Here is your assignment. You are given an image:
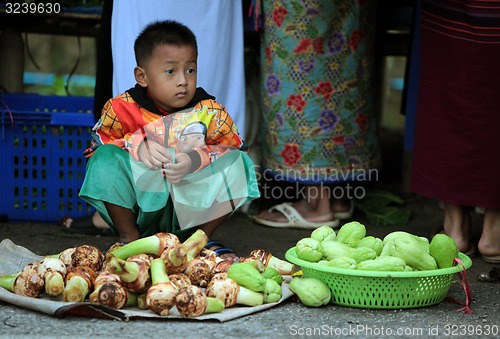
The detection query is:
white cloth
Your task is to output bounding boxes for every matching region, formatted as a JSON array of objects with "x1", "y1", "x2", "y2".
[{"x1": 111, "y1": 0, "x2": 246, "y2": 136}]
